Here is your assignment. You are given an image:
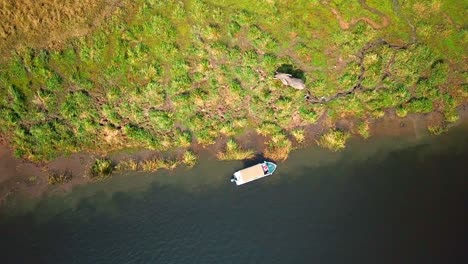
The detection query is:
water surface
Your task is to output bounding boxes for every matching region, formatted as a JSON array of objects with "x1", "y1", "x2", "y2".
[{"x1": 1, "y1": 125, "x2": 467, "y2": 264}]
